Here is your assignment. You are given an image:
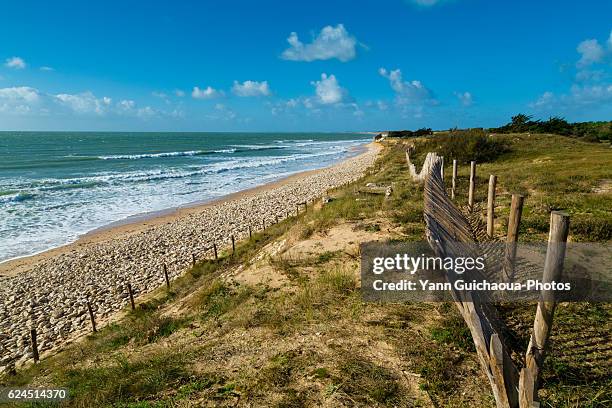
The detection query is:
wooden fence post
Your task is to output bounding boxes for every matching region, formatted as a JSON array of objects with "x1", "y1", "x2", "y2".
[
  {"x1": 451, "y1": 159, "x2": 457, "y2": 200},
  {"x1": 519, "y1": 368, "x2": 536, "y2": 408},
  {"x1": 275, "y1": 215, "x2": 279, "y2": 224},
  {"x1": 213, "y1": 242, "x2": 218, "y2": 260},
  {"x1": 163, "y1": 263, "x2": 170, "y2": 289},
  {"x1": 231, "y1": 235, "x2": 235, "y2": 255},
  {"x1": 191, "y1": 253, "x2": 196, "y2": 266},
  {"x1": 296, "y1": 204, "x2": 299, "y2": 215},
  {"x1": 262, "y1": 219, "x2": 266, "y2": 230},
  {"x1": 127, "y1": 283, "x2": 135, "y2": 310},
  {"x1": 487, "y1": 175, "x2": 498, "y2": 237},
  {"x1": 468, "y1": 161, "x2": 476, "y2": 208},
  {"x1": 304, "y1": 201, "x2": 308, "y2": 212},
  {"x1": 489, "y1": 333, "x2": 512, "y2": 408},
  {"x1": 87, "y1": 300, "x2": 97, "y2": 333},
  {"x1": 523, "y1": 211, "x2": 570, "y2": 402},
  {"x1": 248, "y1": 225, "x2": 252, "y2": 239},
  {"x1": 503, "y1": 194, "x2": 524, "y2": 282},
  {"x1": 30, "y1": 328, "x2": 39, "y2": 363},
  {"x1": 440, "y1": 156, "x2": 444, "y2": 181}
]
